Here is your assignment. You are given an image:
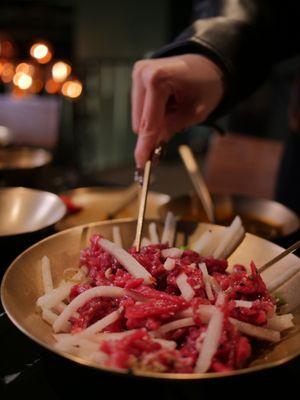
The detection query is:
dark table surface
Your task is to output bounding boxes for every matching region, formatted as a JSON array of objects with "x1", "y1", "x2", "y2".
[{"x1": 0, "y1": 165, "x2": 299, "y2": 399}]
